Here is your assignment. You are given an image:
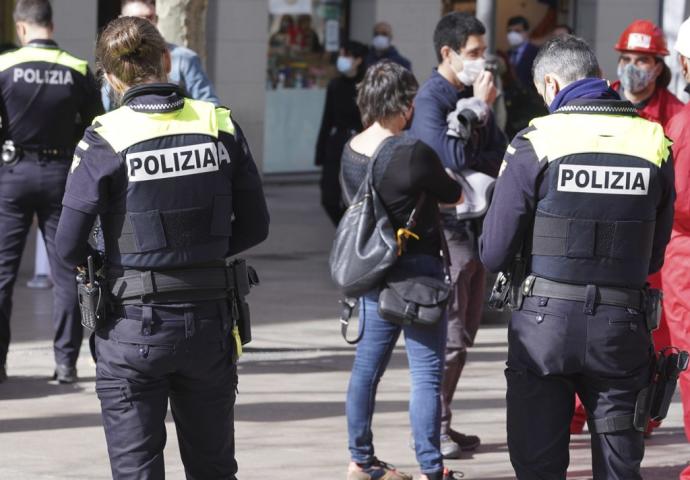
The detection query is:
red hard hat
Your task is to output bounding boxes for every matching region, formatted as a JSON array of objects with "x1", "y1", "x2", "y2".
[{"x1": 614, "y1": 20, "x2": 669, "y2": 56}]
